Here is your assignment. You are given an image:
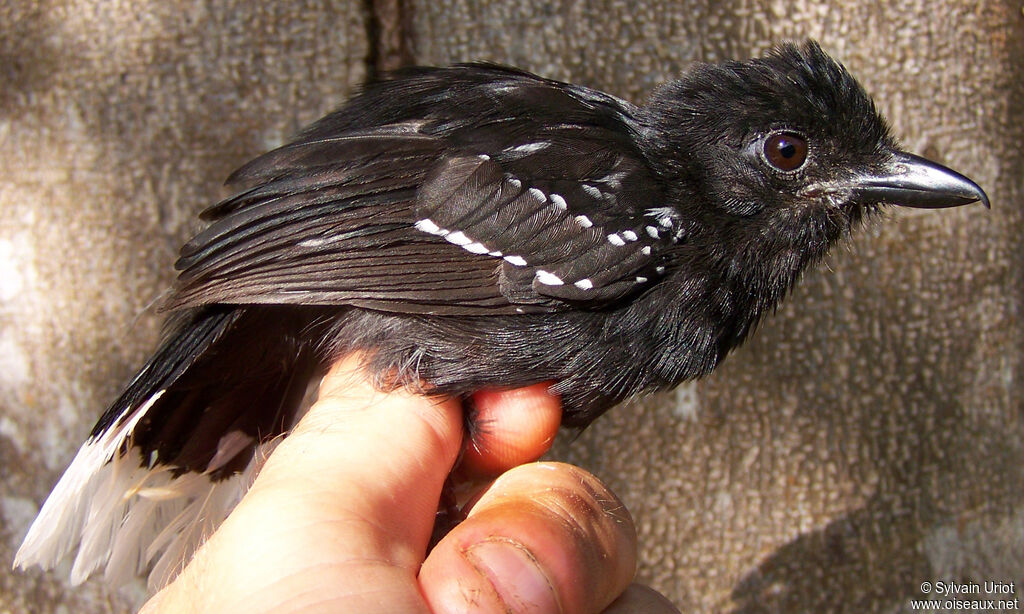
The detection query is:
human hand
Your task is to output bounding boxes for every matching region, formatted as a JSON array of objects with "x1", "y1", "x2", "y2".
[{"x1": 140, "y1": 355, "x2": 679, "y2": 614}]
